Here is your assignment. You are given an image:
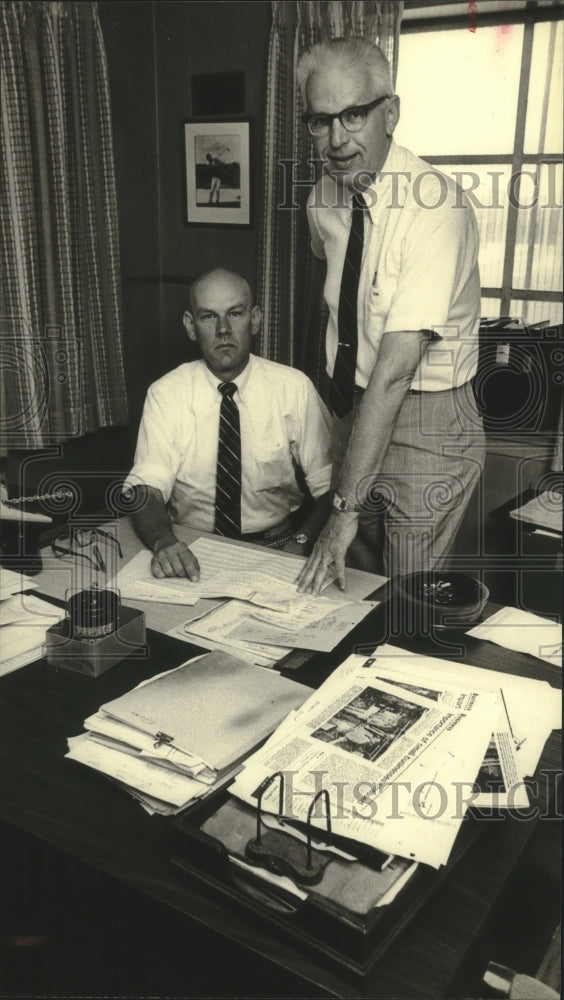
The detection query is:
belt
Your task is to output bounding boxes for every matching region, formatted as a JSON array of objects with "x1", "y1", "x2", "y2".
[
  {"x1": 408, "y1": 379, "x2": 475, "y2": 395},
  {"x1": 238, "y1": 516, "x2": 294, "y2": 548},
  {"x1": 351, "y1": 380, "x2": 475, "y2": 397}
]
